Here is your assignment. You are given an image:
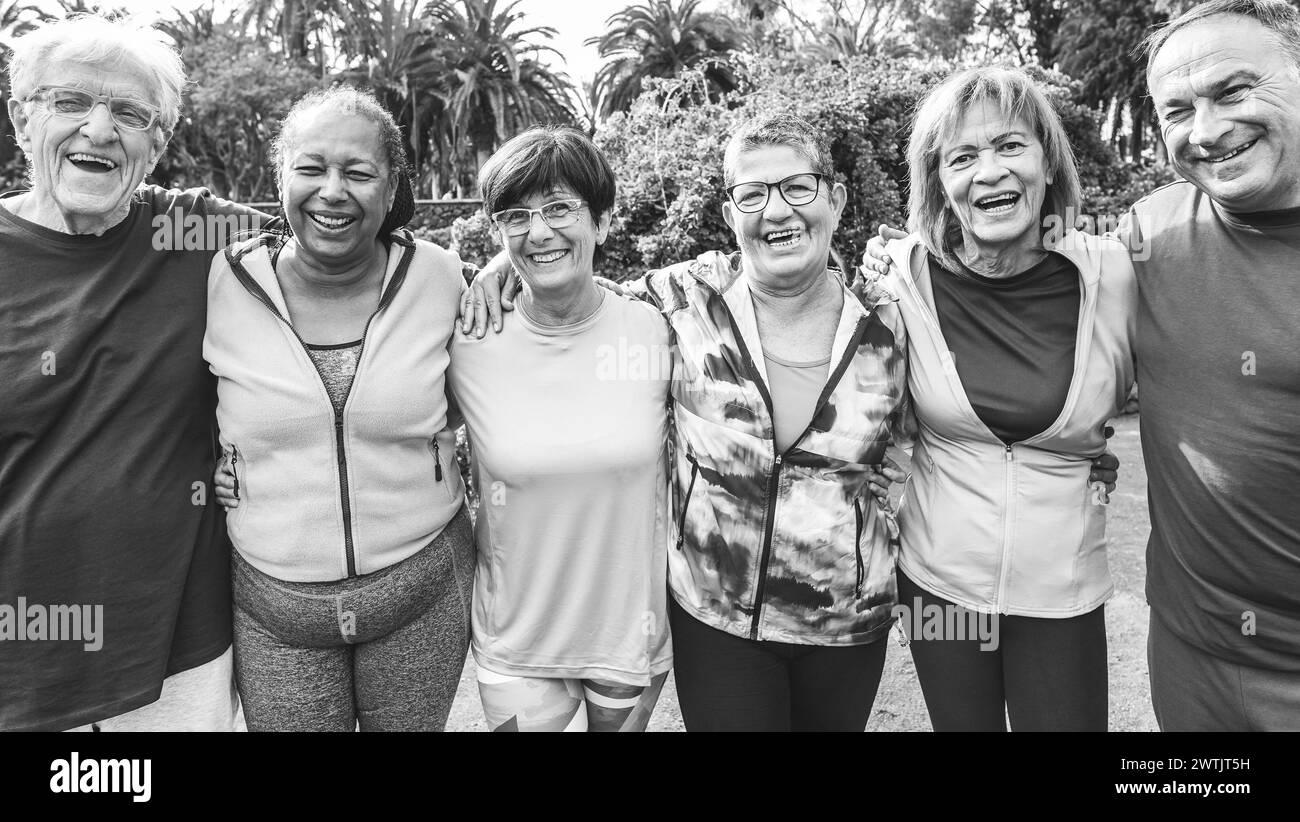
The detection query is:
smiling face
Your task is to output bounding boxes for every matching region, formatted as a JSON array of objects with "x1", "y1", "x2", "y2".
[
  {"x1": 723, "y1": 144, "x2": 845, "y2": 290},
  {"x1": 1150, "y1": 16, "x2": 1300, "y2": 212},
  {"x1": 7, "y1": 58, "x2": 169, "y2": 234},
  {"x1": 499, "y1": 182, "x2": 610, "y2": 295},
  {"x1": 280, "y1": 109, "x2": 395, "y2": 270},
  {"x1": 937, "y1": 102, "x2": 1050, "y2": 259}
]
